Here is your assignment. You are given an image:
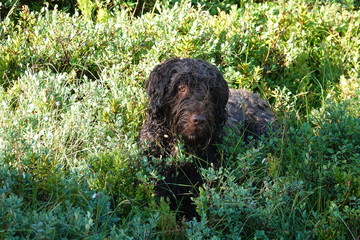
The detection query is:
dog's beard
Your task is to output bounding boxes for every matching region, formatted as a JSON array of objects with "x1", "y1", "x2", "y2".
[
  {"x1": 181, "y1": 125, "x2": 211, "y2": 144},
  {"x1": 172, "y1": 111, "x2": 215, "y2": 149}
]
